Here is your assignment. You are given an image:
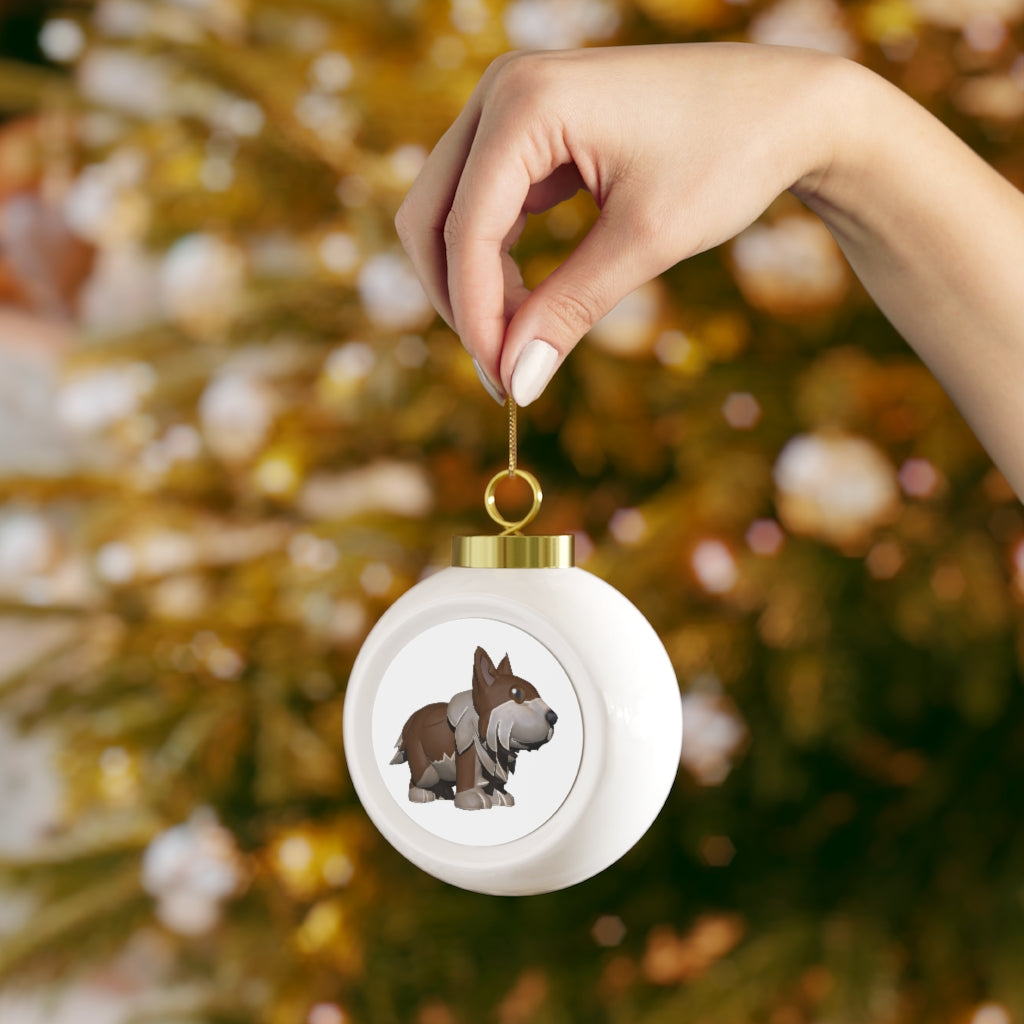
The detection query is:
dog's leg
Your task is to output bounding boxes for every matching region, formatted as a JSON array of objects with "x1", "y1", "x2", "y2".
[
  {"x1": 484, "y1": 776, "x2": 515, "y2": 807},
  {"x1": 491, "y1": 787, "x2": 515, "y2": 807},
  {"x1": 409, "y1": 765, "x2": 439, "y2": 803},
  {"x1": 453, "y1": 748, "x2": 492, "y2": 810},
  {"x1": 407, "y1": 744, "x2": 438, "y2": 803}
]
